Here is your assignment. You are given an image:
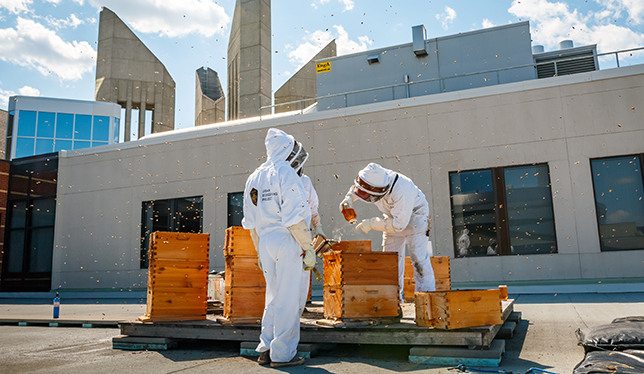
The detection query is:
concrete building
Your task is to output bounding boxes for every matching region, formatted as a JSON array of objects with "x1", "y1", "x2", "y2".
[
  {"x1": 5, "y1": 96, "x2": 121, "y2": 160},
  {"x1": 195, "y1": 67, "x2": 225, "y2": 126},
  {"x1": 1, "y1": 22, "x2": 642, "y2": 295},
  {"x1": 274, "y1": 40, "x2": 336, "y2": 113},
  {"x1": 94, "y1": 7, "x2": 175, "y2": 140},
  {"x1": 0, "y1": 109, "x2": 6, "y2": 159},
  {"x1": 227, "y1": 0, "x2": 271, "y2": 120},
  {"x1": 317, "y1": 22, "x2": 538, "y2": 111}
]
